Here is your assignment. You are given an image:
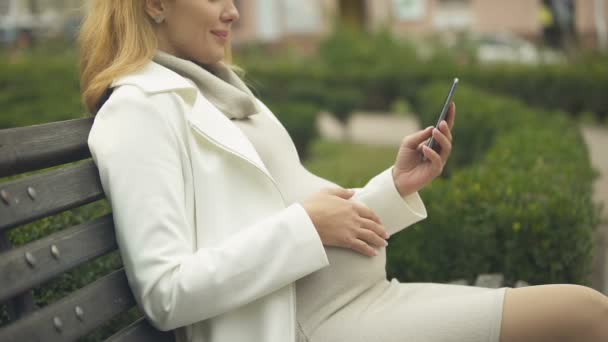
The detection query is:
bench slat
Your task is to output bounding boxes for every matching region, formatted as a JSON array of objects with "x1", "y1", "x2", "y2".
[
  {"x1": 0, "y1": 269, "x2": 136, "y2": 342},
  {"x1": 106, "y1": 317, "x2": 175, "y2": 342},
  {"x1": 0, "y1": 160, "x2": 105, "y2": 232},
  {"x1": 0, "y1": 231, "x2": 36, "y2": 321},
  {"x1": 0, "y1": 214, "x2": 117, "y2": 303},
  {"x1": 0, "y1": 118, "x2": 94, "y2": 177}
]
